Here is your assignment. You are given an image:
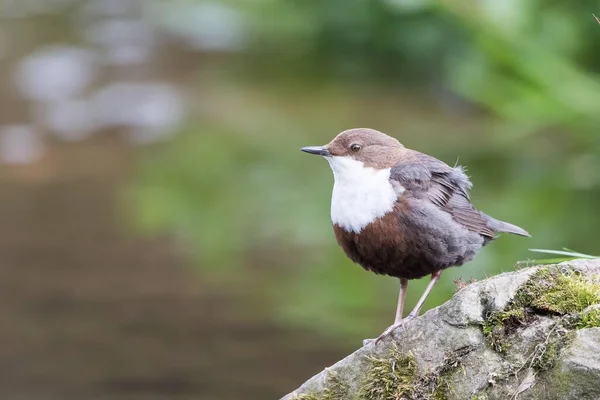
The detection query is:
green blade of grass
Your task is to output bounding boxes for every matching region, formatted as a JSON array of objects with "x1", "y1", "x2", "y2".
[
  {"x1": 518, "y1": 257, "x2": 582, "y2": 265},
  {"x1": 528, "y1": 249, "x2": 598, "y2": 259},
  {"x1": 561, "y1": 248, "x2": 598, "y2": 258}
]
